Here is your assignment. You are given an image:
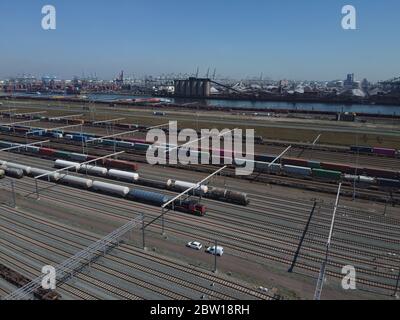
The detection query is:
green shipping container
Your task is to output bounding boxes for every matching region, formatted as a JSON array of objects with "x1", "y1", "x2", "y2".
[{"x1": 312, "y1": 169, "x2": 341, "y2": 181}]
